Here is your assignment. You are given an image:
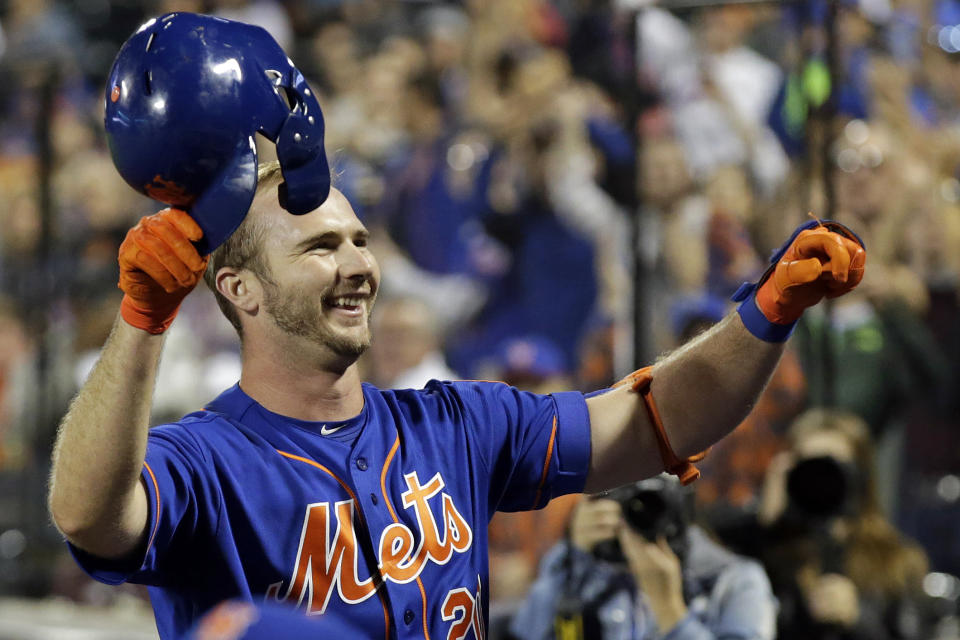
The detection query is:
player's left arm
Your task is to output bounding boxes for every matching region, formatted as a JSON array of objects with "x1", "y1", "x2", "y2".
[
  {"x1": 584, "y1": 313, "x2": 782, "y2": 492},
  {"x1": 583, "y1": 220, "x2": 866, "y2": 493}
]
